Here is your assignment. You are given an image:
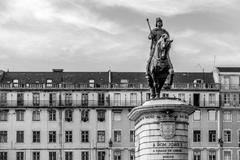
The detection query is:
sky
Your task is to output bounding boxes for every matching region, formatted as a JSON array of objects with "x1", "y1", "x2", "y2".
[{"x1": 0, "y1": 0, "x2": 240, "y2": 72}]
